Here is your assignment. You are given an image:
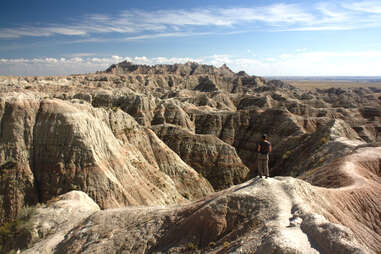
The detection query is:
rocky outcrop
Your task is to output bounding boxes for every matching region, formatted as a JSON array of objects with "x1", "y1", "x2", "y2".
[
  {"x1": 0, "y1": 96, "x2": 213, "y2": 225},
  {"x1": 104, "y1": 61, "x2": 292, "y2": 93},
  {"x1": 151, "y1": 124, "x2": 249, "y2": 190},
  {"x1": 151, "y1": 101, "x2": 195, "y2": 131},
  {"x1": 8, "y1": 146, "x2": 376, "y2": 254},
  {"x1": 193, "y1": 76, "x2": 219, "y2": 92},
  {"x1": 360, "y1": 106, "x2": 381, "y2": 120},
  {"x1": 301, "y1": 146, "x2": 381, "y2": 253},
  {"x1": 1, "y1": 62, "x2": 381, "y2": 253},
  {"x1": 191, "y1": 108, "x2": 305, "y2": 176},
  {"x1": 92, "y1": 91, "x2": 158, "y2": 126},
  {"x1": 0, "y1": 96, "x2": 40, "y2": 224},
  {"x1": 270, "y1": 118, "x2": 364, "y2": 177},
  {"x1": 0, "y1": 191, "x2": 100, "y2": 253},
  {"x1": 105, "y1": 61, "x2": 235, "y2": 77}
]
